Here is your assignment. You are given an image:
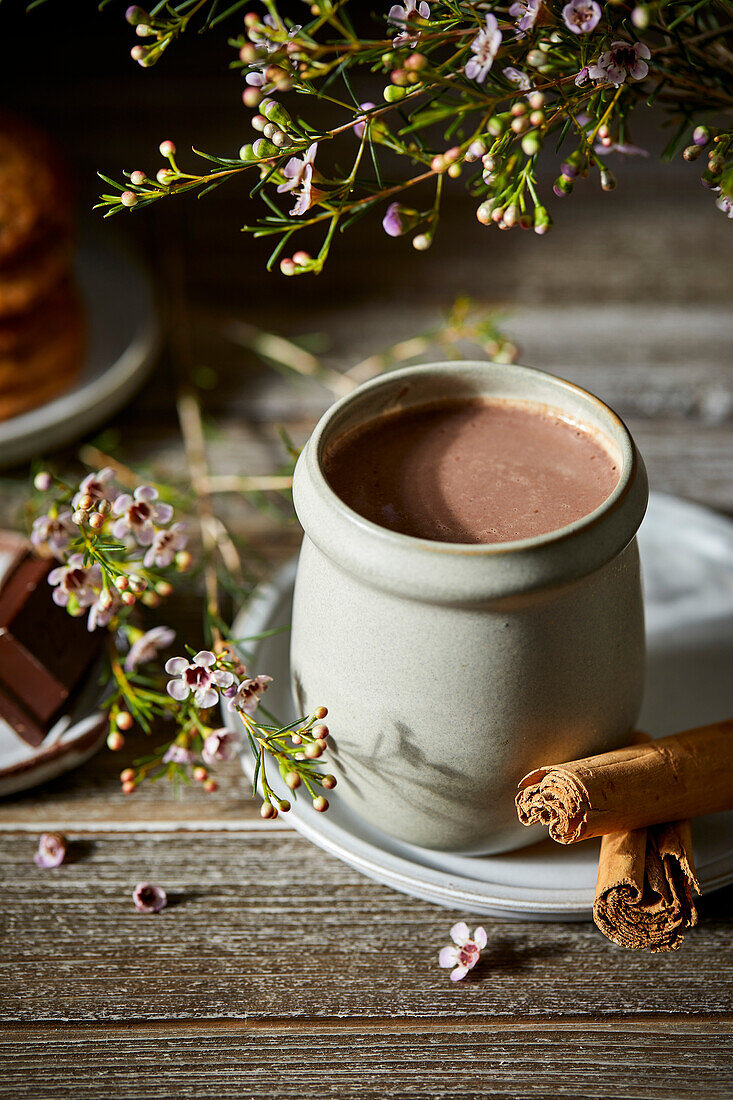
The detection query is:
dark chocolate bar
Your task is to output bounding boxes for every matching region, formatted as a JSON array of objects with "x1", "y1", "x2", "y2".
[{"x1": 0, "y1": 537, "x2": 101, "y2": 745}]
